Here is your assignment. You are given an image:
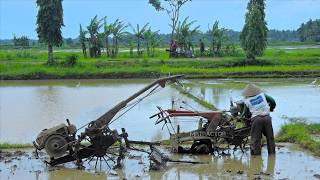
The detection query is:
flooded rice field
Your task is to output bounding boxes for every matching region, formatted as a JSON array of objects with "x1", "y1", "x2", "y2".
[
  {"x1": 0, "y1": 78, "x2": 320, "y2": 179},
  {"x1": 271, "y1": 44, "x2": 320, "y2": 50}
]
